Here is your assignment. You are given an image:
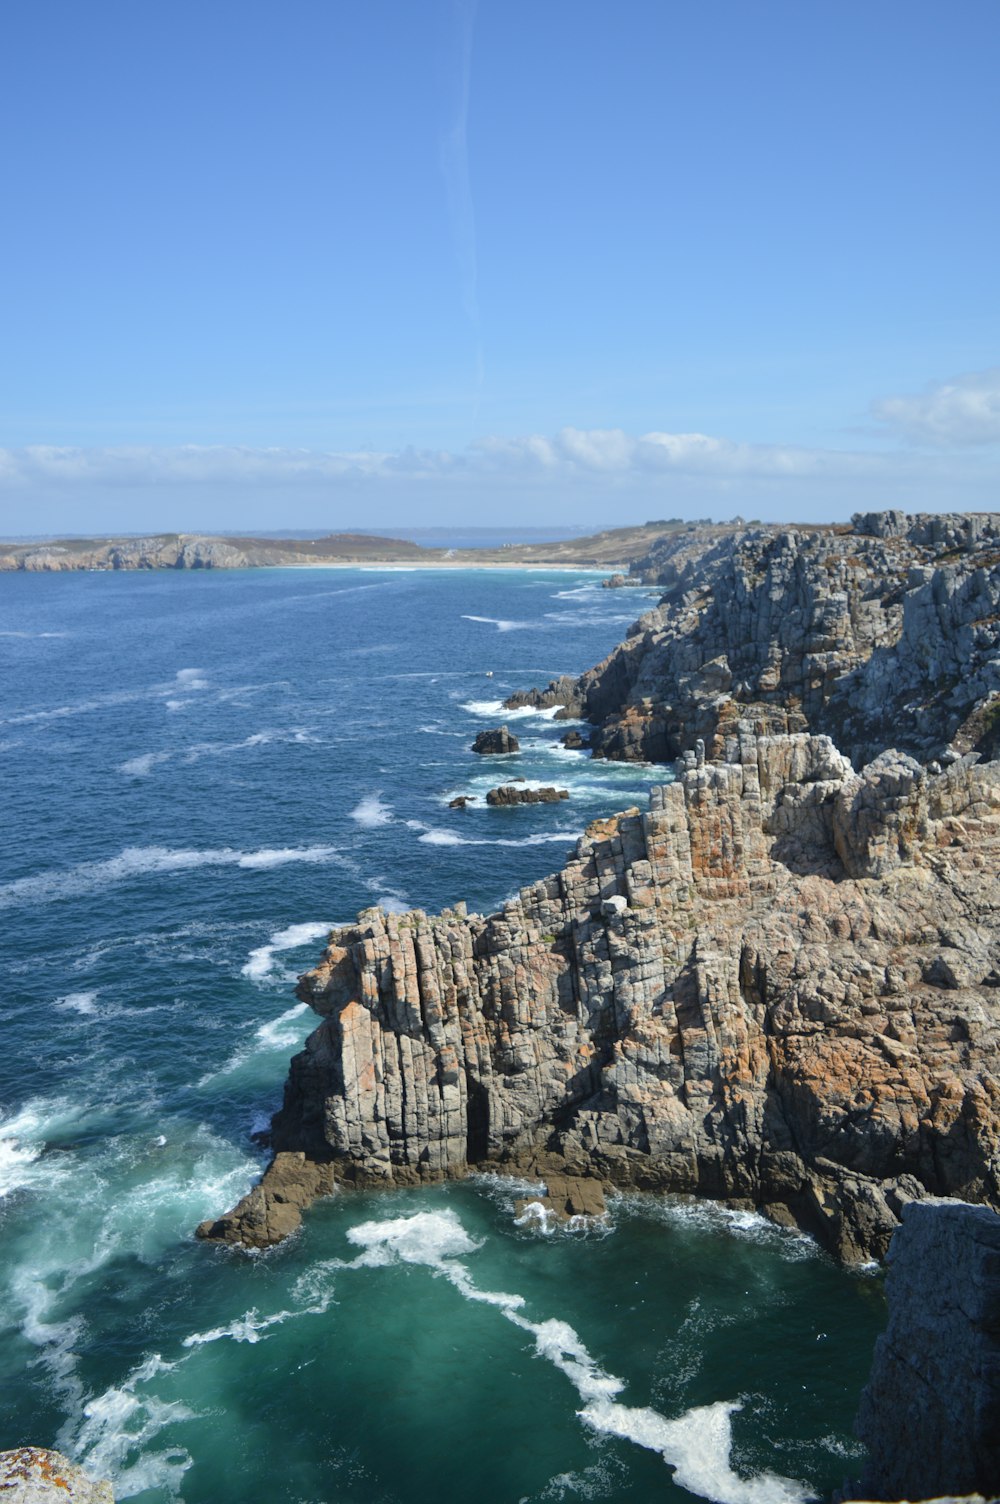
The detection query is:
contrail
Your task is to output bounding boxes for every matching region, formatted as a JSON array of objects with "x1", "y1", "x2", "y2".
[{"x1": 440, "y1": 0, "x2": 484, "y2": 412}]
